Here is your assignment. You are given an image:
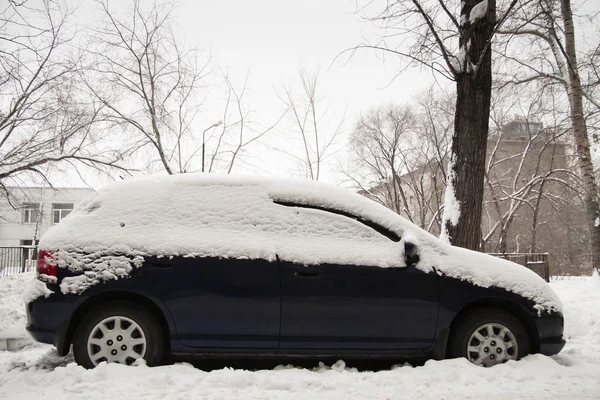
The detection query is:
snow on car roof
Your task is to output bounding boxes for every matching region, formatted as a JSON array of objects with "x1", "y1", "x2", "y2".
[{"x1": 38, "y1": 173, "x2": 561, "y2": 312}]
